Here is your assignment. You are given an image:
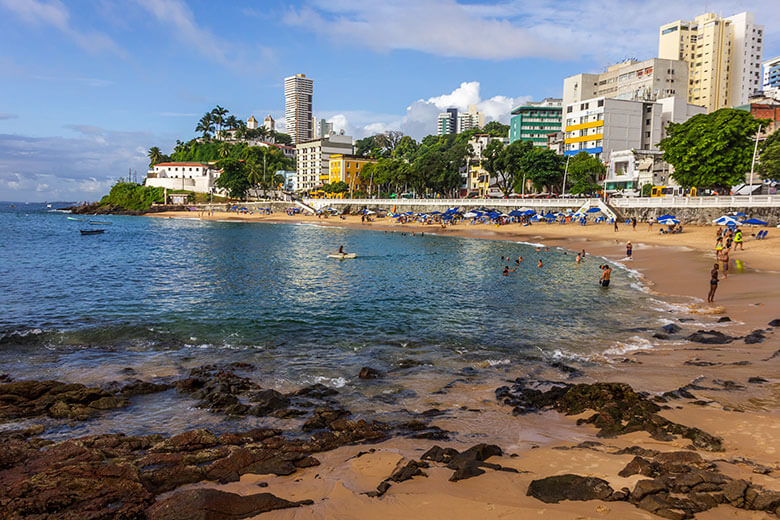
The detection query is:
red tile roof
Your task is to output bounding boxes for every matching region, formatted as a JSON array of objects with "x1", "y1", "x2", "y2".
[{"x1": 154, "y1": 162, "x2": 210, "y2": 167}]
